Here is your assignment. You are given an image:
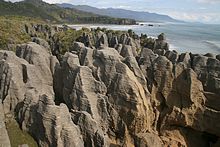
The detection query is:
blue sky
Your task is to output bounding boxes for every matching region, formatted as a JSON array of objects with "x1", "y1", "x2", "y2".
[{"x1": 9, "y1": 0, "x2": 220, "y2": 23}]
